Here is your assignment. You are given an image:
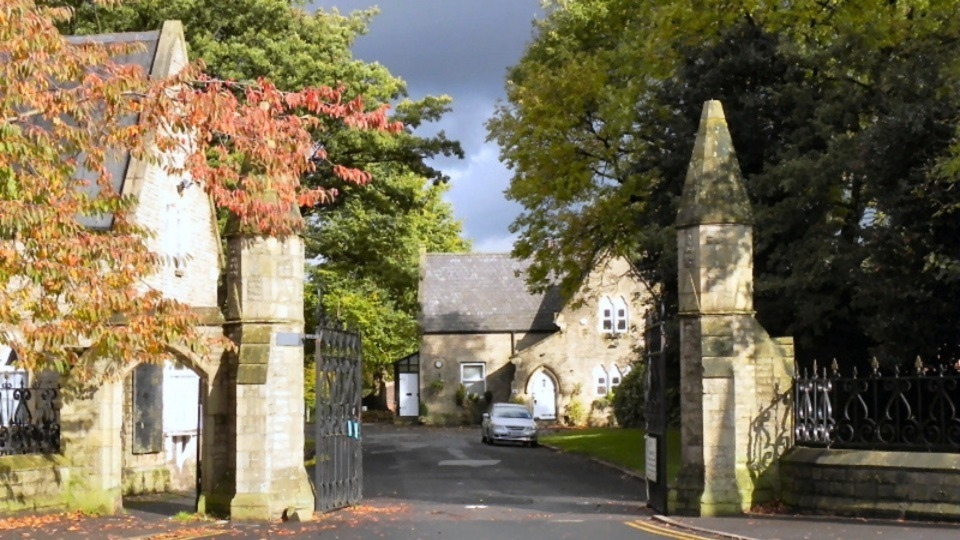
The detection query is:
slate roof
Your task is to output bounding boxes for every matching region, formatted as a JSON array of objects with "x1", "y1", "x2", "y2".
[
  {"x1": 65, "y1": 30, "x2": 162, "y2": 229},
  {"x1": 419, "y1": 253, "x2": 564, "y2": 333}
]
